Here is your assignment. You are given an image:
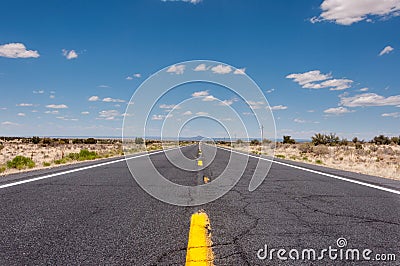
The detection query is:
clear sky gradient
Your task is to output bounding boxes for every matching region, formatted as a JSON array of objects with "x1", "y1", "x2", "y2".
[{"x1": 0, "y1": 0, "x2": 399, "y2": 139}]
